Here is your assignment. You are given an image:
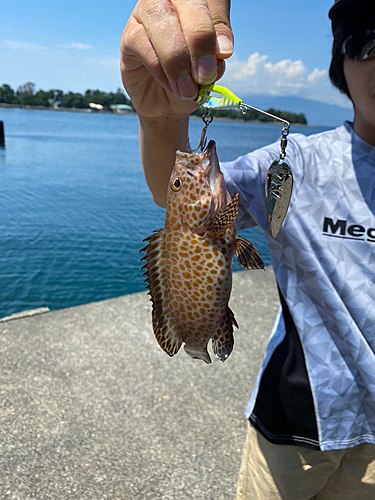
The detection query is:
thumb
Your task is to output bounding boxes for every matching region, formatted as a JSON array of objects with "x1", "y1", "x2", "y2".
[{"x1": 208, "y1": 0, "x2": 234, "y2": 59}]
